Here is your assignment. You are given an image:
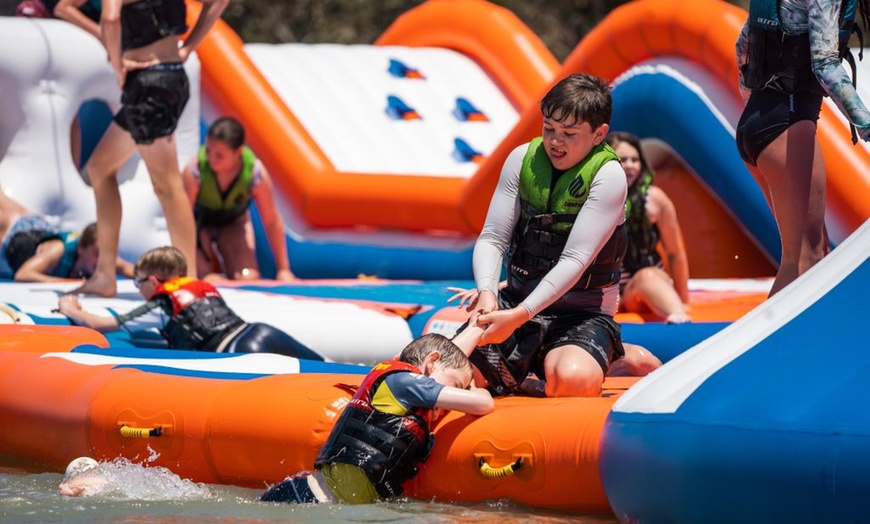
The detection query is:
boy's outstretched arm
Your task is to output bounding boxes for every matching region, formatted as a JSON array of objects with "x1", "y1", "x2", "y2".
[
  {"x1": 57, "y1": 295, "x2": 120, "y2": 332},
  {"x1": 434, "y1": 385, "x2": 494, "y2": 416},
  {"x1": 450, "y1": 323, "x2": 485, "y2": 357}
]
